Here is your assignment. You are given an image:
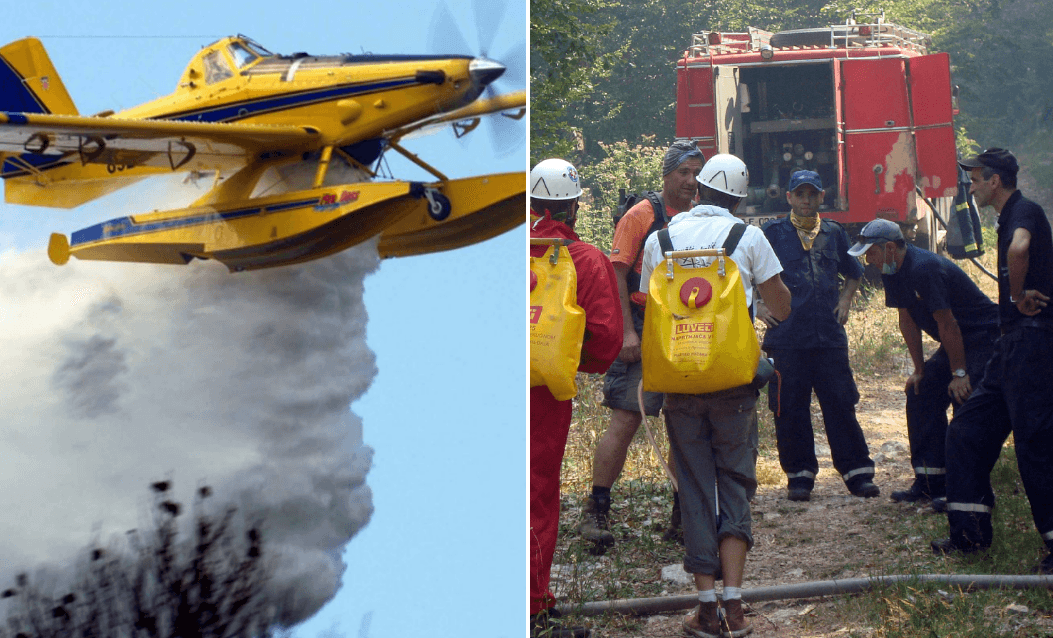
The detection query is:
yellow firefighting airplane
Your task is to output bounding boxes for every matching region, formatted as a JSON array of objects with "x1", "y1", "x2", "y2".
[{"x1": 0, "y1": 35, "x2": 525, "y2": 271}]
